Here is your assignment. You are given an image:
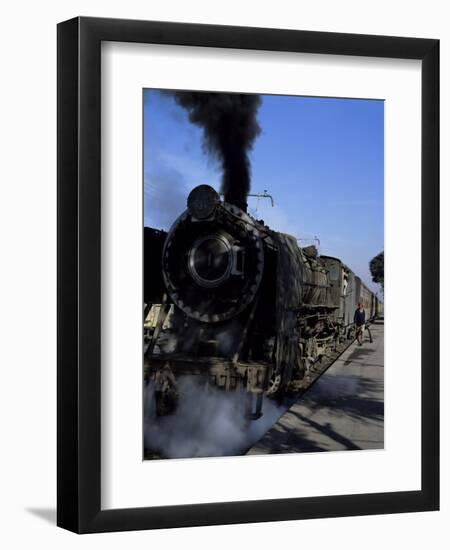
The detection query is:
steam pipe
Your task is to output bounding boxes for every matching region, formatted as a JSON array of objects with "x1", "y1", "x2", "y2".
[
  {"x1": 219, "y1": 190, "x2": 275, "y2": 208},
  {"x1": 247, "y1": 191, "x2": 275, "y2": 207}
]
